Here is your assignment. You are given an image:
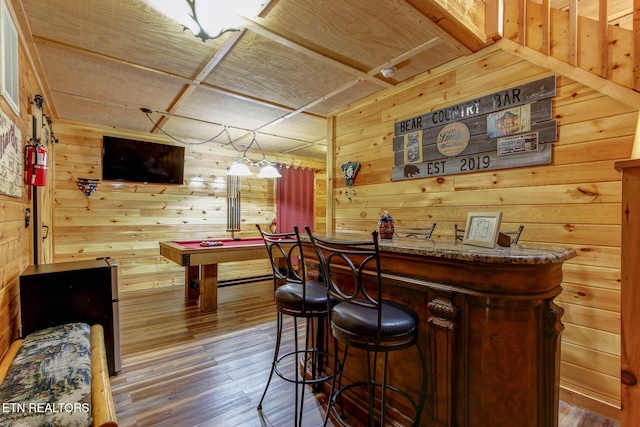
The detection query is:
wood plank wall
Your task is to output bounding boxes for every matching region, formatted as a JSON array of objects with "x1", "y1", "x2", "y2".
[
  {"x1": 329, "y1": 45, "x2": 632, "y2": 420},
  {"x1": 52, "y1": 121, "x2": 326, "y2": 292},
  {"x1": 0, "y1": 18, "x2": 47, "y2": 357}
]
